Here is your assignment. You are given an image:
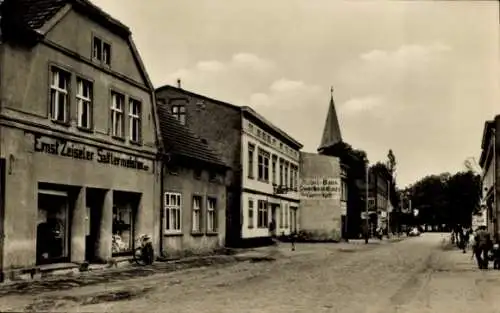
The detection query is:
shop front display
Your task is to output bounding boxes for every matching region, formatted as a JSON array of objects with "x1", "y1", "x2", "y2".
[
  {"x1": 112, "y1": 204, "x2": 134, "y2": 255},
  {"x1": 36, "y1": 191, "x2": 69, "y2": 265}
]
